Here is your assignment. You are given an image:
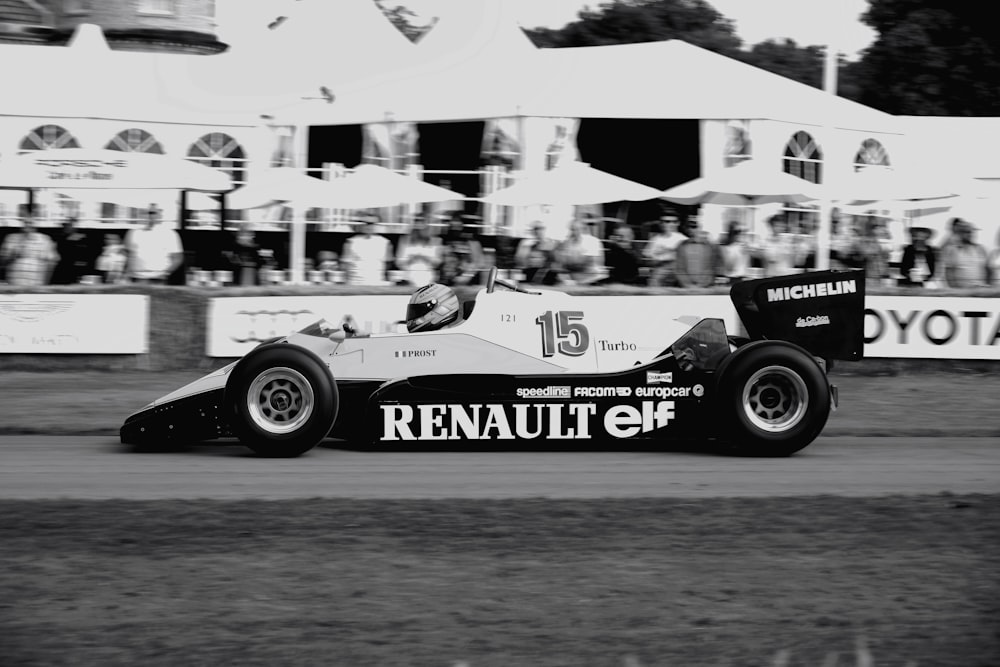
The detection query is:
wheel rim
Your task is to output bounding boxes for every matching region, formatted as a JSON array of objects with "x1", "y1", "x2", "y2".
[
  {"x1": 246, "y1": 367, "x2": 314, "y2": 434},
  {"x1": 741, "y1": 365, "x2": 808, "y2": 433}
]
